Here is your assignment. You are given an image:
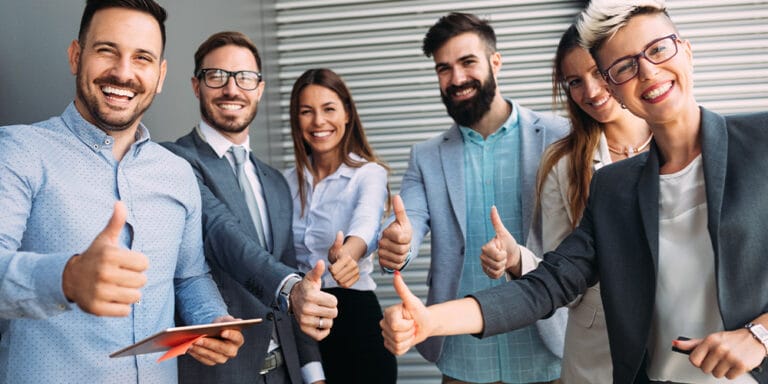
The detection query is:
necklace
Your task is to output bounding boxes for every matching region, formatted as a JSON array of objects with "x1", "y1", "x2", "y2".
[{"x1": 607, "y1": 132, "x2": 653, "y2": 158}]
